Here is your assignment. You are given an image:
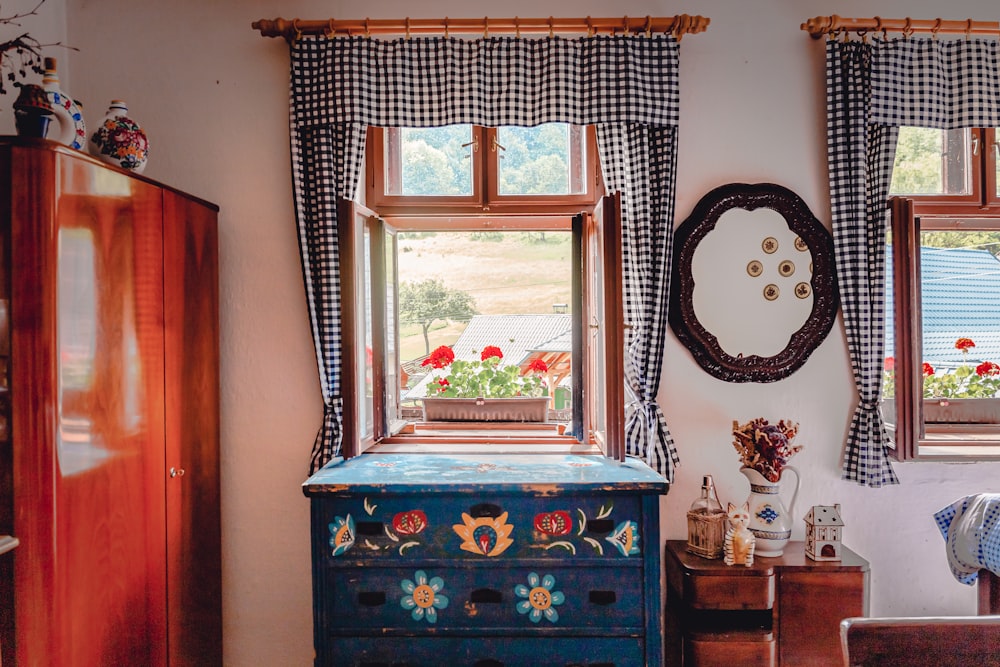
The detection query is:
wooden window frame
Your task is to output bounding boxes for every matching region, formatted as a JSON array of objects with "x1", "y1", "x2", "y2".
[
  {"x1": 887, "y1": 197, "x2": 1000, "y2": 461},
  {"x1": 366, "y1": 125, "x2": 604, "y2": 216},
  {"x1": 336, "y1": 193, "x2": 625, "y2": 461},
  {"x1": 892, "y1": 128, "x2": 999, "y2": 213}
]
